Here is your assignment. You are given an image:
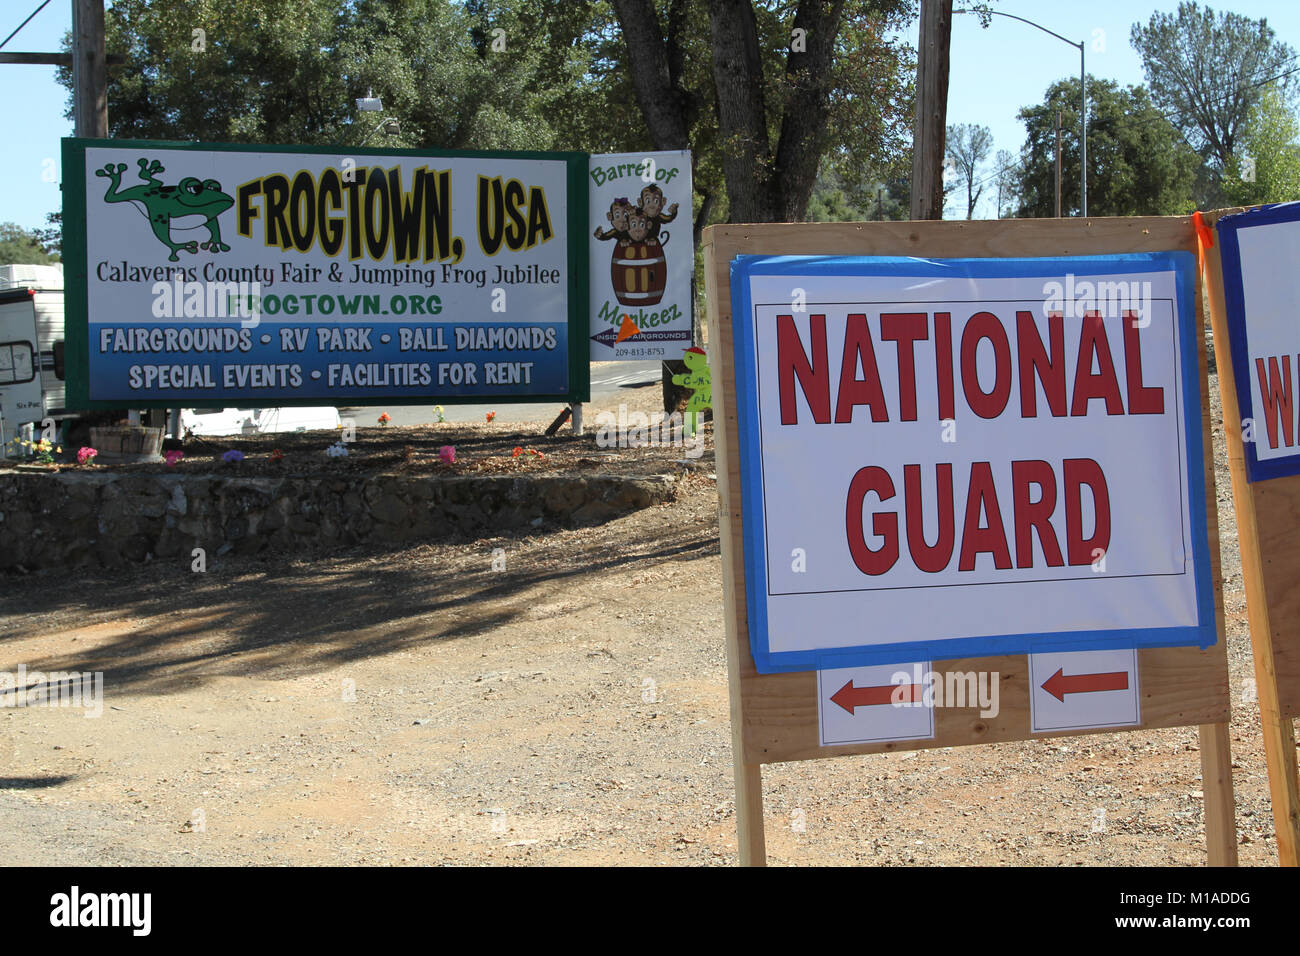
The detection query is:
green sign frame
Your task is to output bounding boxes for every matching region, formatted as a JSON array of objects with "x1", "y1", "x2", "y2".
[{"x1": 61, "y1": 137, "x2": 591, "y2": 410}]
